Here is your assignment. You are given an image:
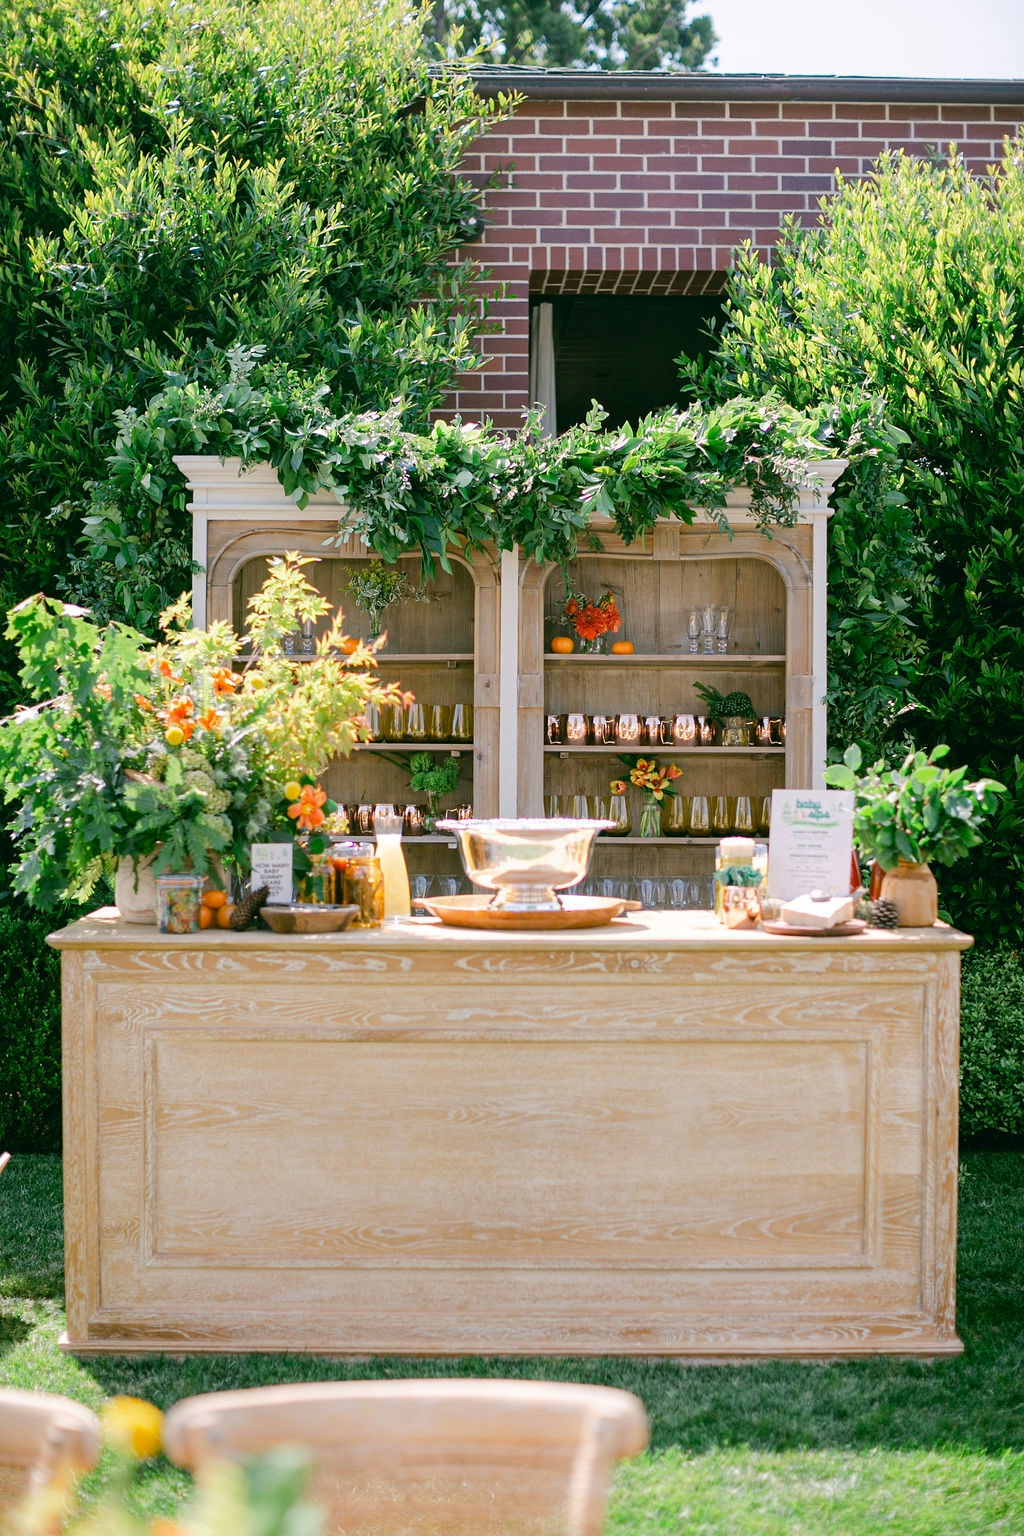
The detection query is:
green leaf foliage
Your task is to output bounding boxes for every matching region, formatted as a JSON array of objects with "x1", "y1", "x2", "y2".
[
  {"x1": 688, "y1": 140, "x2": 1024, "y2": 938},
  {"x1": 960, "y1": 944, "x2": 1024, "y2": 1138},
  {"x1": 0, "y1": 0, "x2": 506, "y2": 697},
  {"x1": 428, "y1": 0, "x2": 717, "y2": 70}
]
